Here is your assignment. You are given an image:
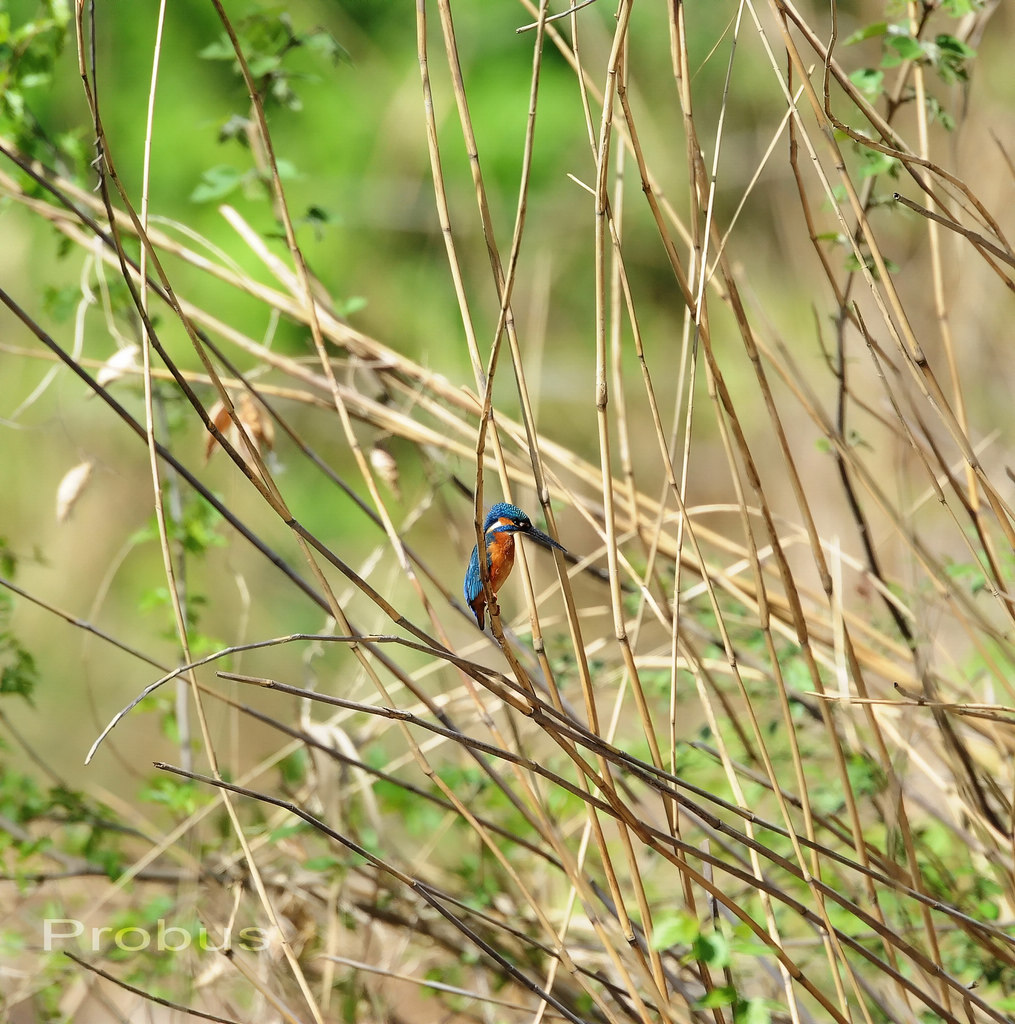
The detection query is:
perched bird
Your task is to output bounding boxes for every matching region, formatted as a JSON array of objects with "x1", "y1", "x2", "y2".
[{"x1": 464, "y1": 502, "x2": 566, "y2": 630}]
